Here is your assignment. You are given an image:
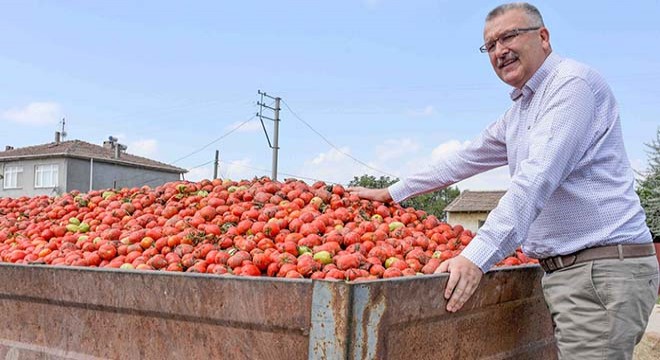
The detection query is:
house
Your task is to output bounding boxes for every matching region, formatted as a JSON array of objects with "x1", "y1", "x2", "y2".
[
  {"x1": 444, "y1": 190, "x2": 506, "y2": 233},
  {"x1": 0, "y1": 133, "x2": 186, "y2": 197}
]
